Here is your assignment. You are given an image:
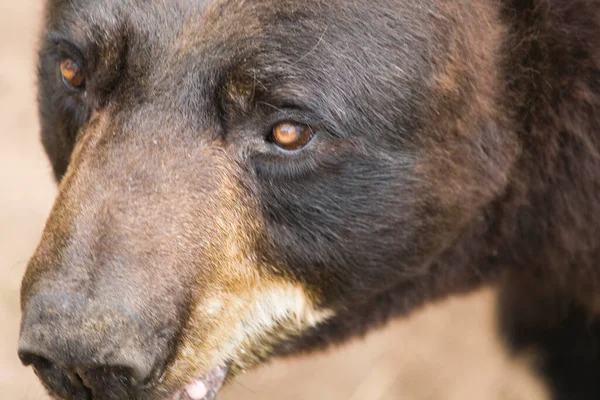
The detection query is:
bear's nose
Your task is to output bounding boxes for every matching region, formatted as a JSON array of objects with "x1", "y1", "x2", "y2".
[{"x1": 18, "y1": 293, "x2": 163, "y2": 397}]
